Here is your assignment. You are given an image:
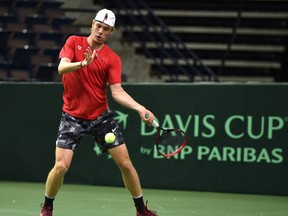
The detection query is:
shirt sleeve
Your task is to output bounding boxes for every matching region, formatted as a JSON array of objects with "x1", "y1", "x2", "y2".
[{"x1": 59, "y1": 35, "x2": 76, "y2": 61}]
